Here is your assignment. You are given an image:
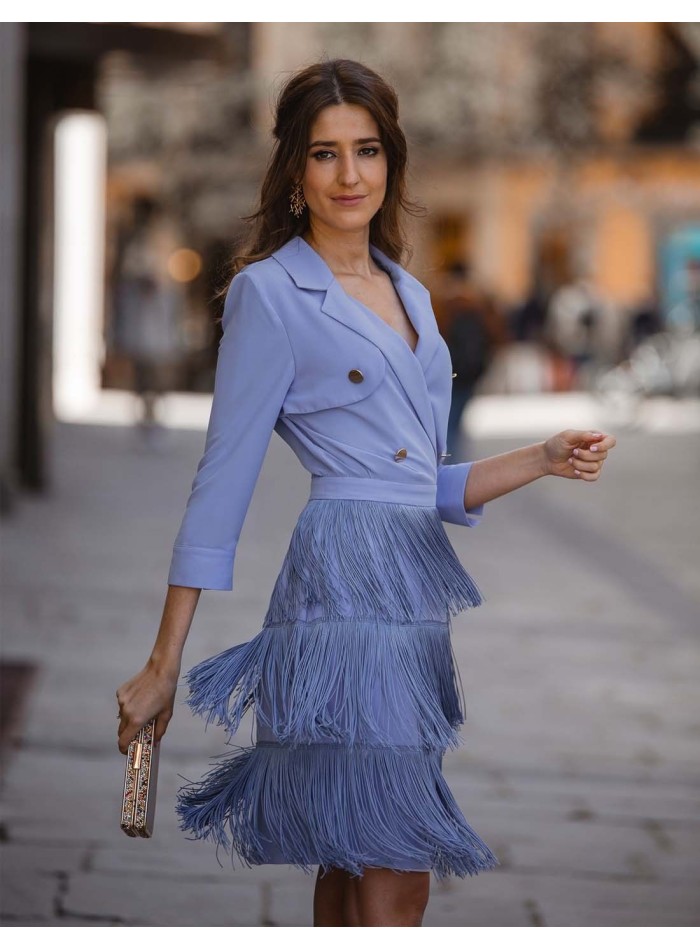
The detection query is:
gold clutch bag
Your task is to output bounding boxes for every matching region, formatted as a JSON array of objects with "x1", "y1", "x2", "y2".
[{"x1": 120, "y1": 717, "x2": 160, "y2": 837}]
